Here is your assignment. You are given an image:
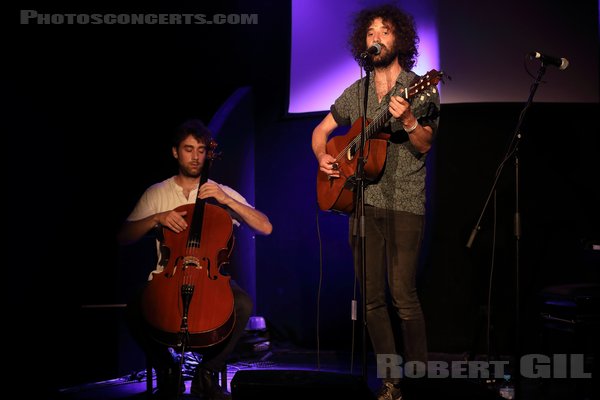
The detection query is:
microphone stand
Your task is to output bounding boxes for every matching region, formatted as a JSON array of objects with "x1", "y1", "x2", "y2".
[
  {"x1": 354, "y1": 52, "x2": 374, "y2": 382},
  {"x1": 466, "y1": 64, "x2": 548, "y2": 399}
]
